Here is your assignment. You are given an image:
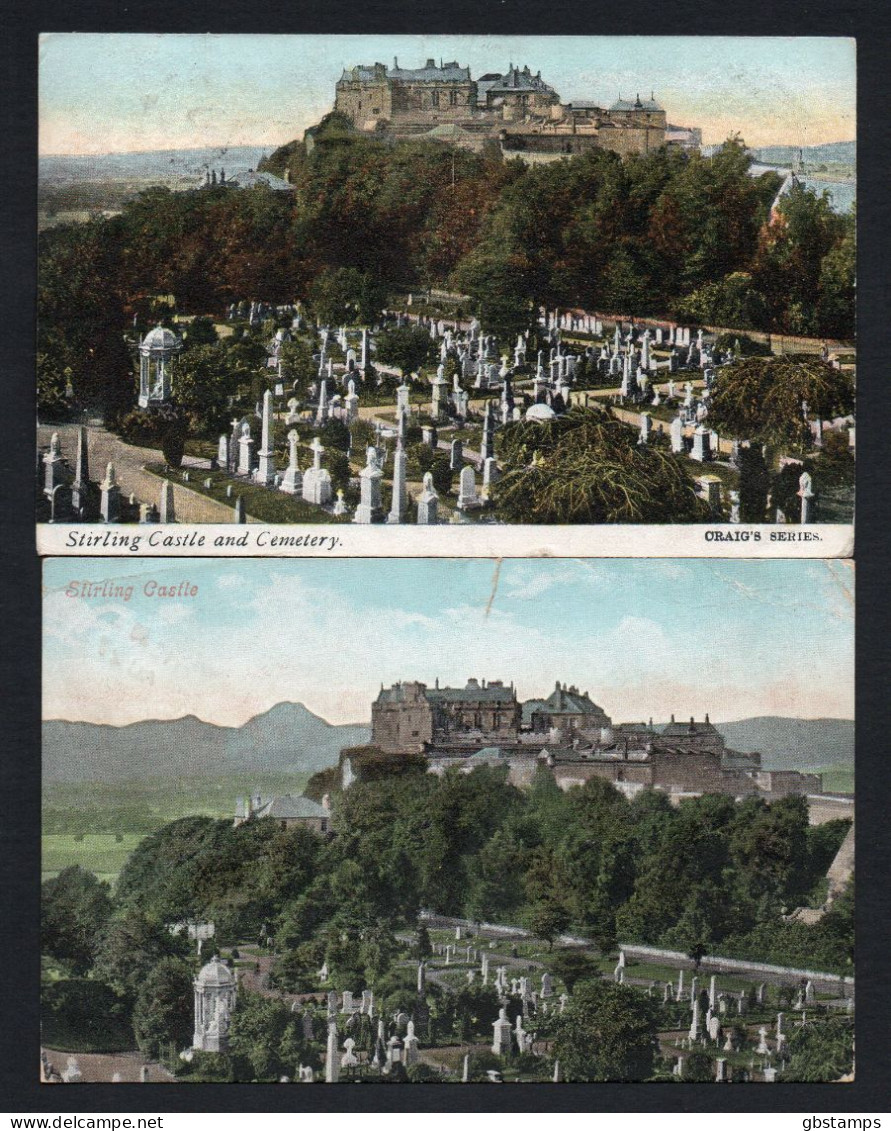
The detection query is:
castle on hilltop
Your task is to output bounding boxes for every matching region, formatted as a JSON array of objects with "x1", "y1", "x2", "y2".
[
  {"x1": 366, "y1": 677, "x2": 822, "y2": 802},
  {"x1": 331, "y1": 59, "x2": 701, "y2": 160}
]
